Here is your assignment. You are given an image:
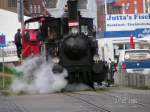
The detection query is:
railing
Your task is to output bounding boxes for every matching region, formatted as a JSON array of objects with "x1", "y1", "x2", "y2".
[{"x1": 114, "y1": 71, "x2": 150, "y2": 88}]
